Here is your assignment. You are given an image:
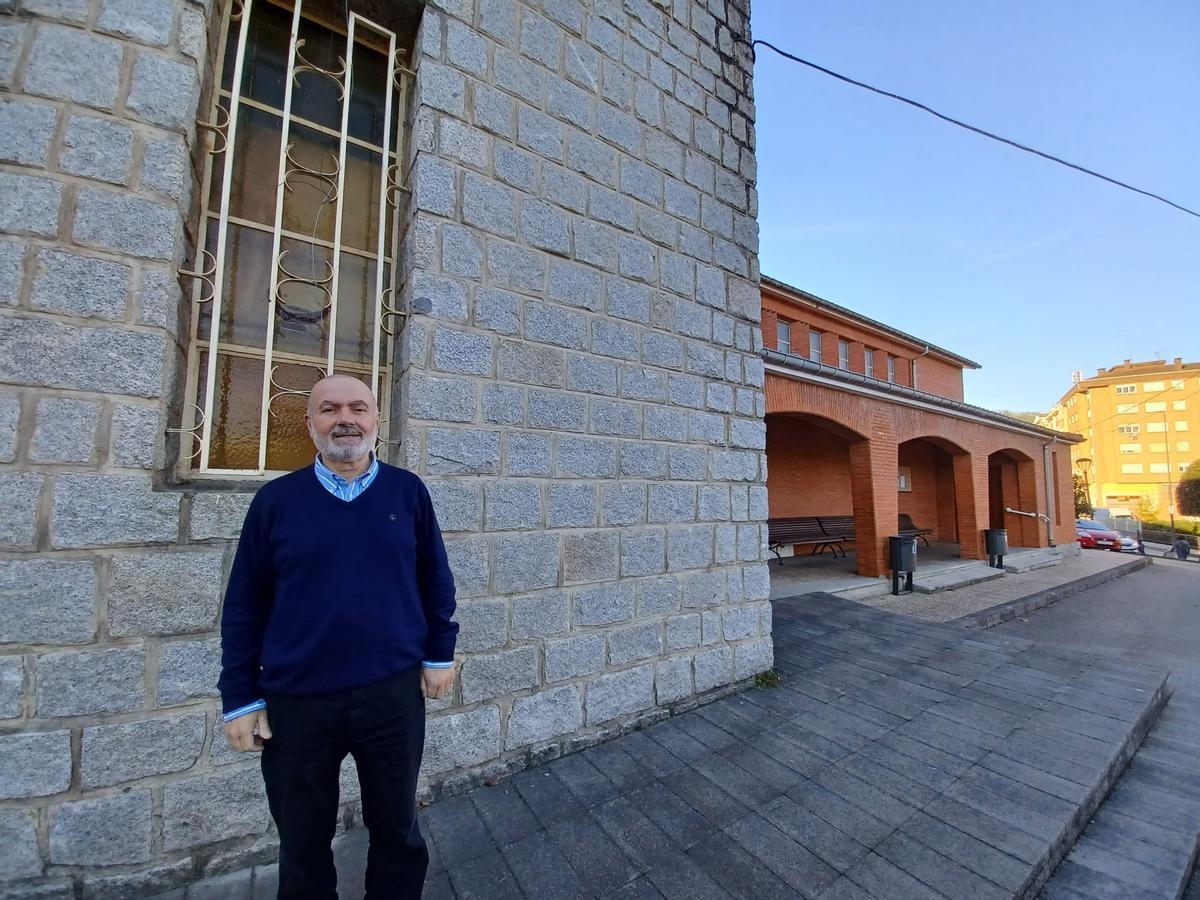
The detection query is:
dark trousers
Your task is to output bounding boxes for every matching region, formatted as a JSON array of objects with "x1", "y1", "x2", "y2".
[{"x1": 262, "y1": 666, "x2": 428, "y2": 899}]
